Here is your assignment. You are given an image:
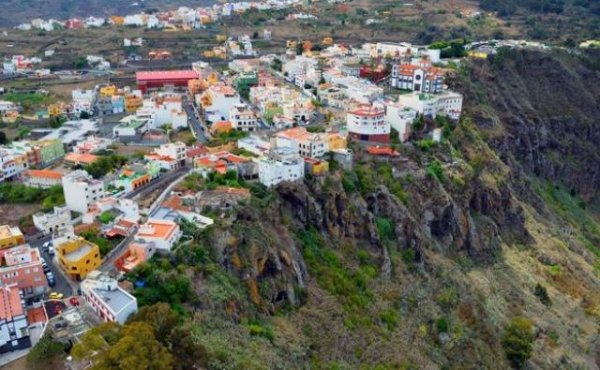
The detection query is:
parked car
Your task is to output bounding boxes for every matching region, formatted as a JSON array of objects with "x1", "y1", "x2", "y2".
[
  {"x1": 40, "y1": 258, "x2": 50, "y2": 272},
  {"x1": 49, "y1": 292, "x2": 63, "y2": 300},
  {"x1": 48, "y1": 246, "x2": 55, "y2": 256},
  {"x1": 46, "y1": 271, "x2": 56, "y2": 287},
  {"x1": 42, "y1": 241, "x2": 52, "y2": 252}
]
